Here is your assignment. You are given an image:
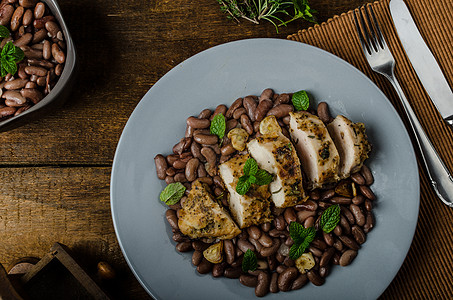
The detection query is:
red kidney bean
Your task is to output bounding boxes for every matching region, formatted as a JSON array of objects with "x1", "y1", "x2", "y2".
[
  {"x1": 260, "y1": 239, "x2": 280, "y2": 257},
  {"x1": 320, "y1": 247, "x2": 335, "y2": 267},
  {"x1": 192, "y1": 250, "x2": 203, "y2": 266},
  {"x1": 165, "y1": 176, "x2": 174, "y2": 184},
  {"x1": 194, "y1": 133, "x2": 218, "y2": 145},
  {"x1": 237, "y1": 239, "x2": 255, "y2": 253},
  {"x1": 333, "y1": 238, "x2": 343, "y2": 251},
  {"x1": 261, "y1": 223, "x2": 271, "y2": 232},
  {"x1": 352, "y1": 195, "x2": 365, "y2": 205},
  {"x1": 277, "y1": 267, "x2": 298, "y2": 292},
  {"x1": 269, "y1": 229, "x2": 288, "y2": 238},
  {"x1": 31, "y1": 28, "x2": 47, "y2": 43},
  {"x1": 240, "y1": 114, "x2": 253, "y2": 135},
  {"x1": 2, "y1": 91, "x2": 27, "y2": 106},
  {"x1": 341, "y1": 206, "x2": 355, "y2": 225},
  {"x1": 45, "y1": 21, "x2": 60, "y2": 38},
  {"x1": 307, "y1": 270, "x2": 325, "y2": 286},
  {"x1": 174, "y1": 173, "x2": 187, "y2": 182},
  {"x1": 165, "y1": 209, "x2": 179, "y2": 230},
  {"x1": 364, "y1": 199, "x2": 373, "y2": 212},
  {"x1": 308, "y1": 246, "x2": 323, "y2": 257},
  {"x1": 323, "y1": 231, "x2": 334, "y2": 246},
  {"x1": 338, "y1": 235, "x2": 359, "y2": 251},
  {"x1": 176, "y1": 241, "x2": 192, "y2": 252},
  {"x1": 197, "y1": 258, "x2": 213, "y2": 274},
  {"x1": 232, "y1": 107, "x2": 246, "y2": 119},
  {"x1": 191, "y1": 240, "x2": 209, "y2": 252},
  {"x1": 283, "y1": 208, "x2": 297, "y2": 224},
  {"x1": 190, "y1": 141, "x2": 204, "y2": 161},
  {"x1": 274, "y1": 93, "x2": 290, "y2": 106},
  {"x1": 359, "y1": 185, "x2": 376, "y2": 200},
  {"x1": 186, "y1": 116, "x2": 210, "y2": 129},
  {"x1": 224, "y1": 267, "x2": 241, "y2": 279},
  {"x1": 172, "y1": 159, "x2": 187, "y2": 170},
  {"x1": 351, "y1": 172, "x2": 366, "y2": 185},
  {"x1": 295, "y1": 200, "x2": 318, "y2": 211},
  {"x1": 352, "y1": 225, "x2": 366, "y2": 244},
  {"x1": 350, "y1": 204, "x2": 366, "y2": 226},
  {"x1": 297, "y1": 210, "x2": 316, "y2": 223},
  {"x1": 55, "y1": 63, "x2": 63, "y2": 76},
  {"x1": 4, "y1": 79, "x2": 28, "y2": 90},
  {"x1": 266, "y1": 104, "x2": 294, "y2": 118},
  {"x1": 13, "y1": 32, "x2": 32, "y2": 47},
  {"x1": 363, "y1": 211, "x2": 374, "y2": 233},
  {"x1": 361, "y1": 164, "x2": 374, "y2": 185},
  {"x1": 340, "y1": 215, "x2": 351, "y2": 234},
  {"x1": 317, "y1": 102, "x2": 331, "y2": 123},
  {"x1": 258, "y1": 233, "x2": 272, "y2": 248},
  {"x1": 225, "y1": 118, "x2": 237, "y2": 132},
  {"x1": 240, "y1": 274, "x2": 257, "y2": 287},
  {"x1": 339, "y1": 250, "x2": 358, "y2": 266},
  {"x1": 291, "y1": 274, "x2": 308, "y2": 290},
  {"x1": 211, "y1": 104, "x2": 227, "y2": 118},
  {"x1": 220, "y1": 143, "x2": 235, "y2": 156},
  {"x1": 269, "y1": 272, "x2": 279, "y2": 293},
  {"x1": 22, "y1": 8, "x2": 33, "y2": 26},
  {"x1": 154, "y1": 154, "x2": 168, "y2": 179},
  {"x1": 10, "y1": 6, "x2": 24, "y2": 32},
  {"x1": 333, "y1": 224, "x2": 342, "y2": 236},
  {"x1": 273, "y1": 215, "x2": 286, "y2": 231},
  {"x1": 19, "y1": 0, "x2": 39, "y2": 8},
  {"x1": 320, "y1": 189, "x2": 335, "y2": 201},
  {"x1": 331, "y1": 196, "x2": 352, "y2": 205},
  {"x1": 247, "y1": 226, "x2": 261, "y2": 240},
  {"x1": 0, "y1": 4, "x2": 14, "y2": 26},
  {"x1": 254, "y1": 99, "x2": 273, "y2": 122},
  {"x1": 304, "y1": 216, "x2": 314, "y2": 228},
  {"x1": 259, "y1": 88, "x2": 274, "y2": 101},
  {"x1": 185, "y1": 158, "x2": 199, "y2": 182},
  {"x1": 212, "y1": 262, "x2": 226, "y2": 277},
  {"x1": 34, "y1": 2, "x2": 45, "y2": 19},
  {"x1": 311, "y1": 239, "x2": 327, "y2": 250},
  {"x1": 0, "y1": 106, "x2": 16, "y2": 117},
  {"x1": 255, "y1": 271, "x2": 270, "y2": 297},
  {"x1": 243, "y1": 96, "x2": 257, "y2": 122},
  {"x1": 225, "y1": 97, "x2": 243, "y2": 118}
]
